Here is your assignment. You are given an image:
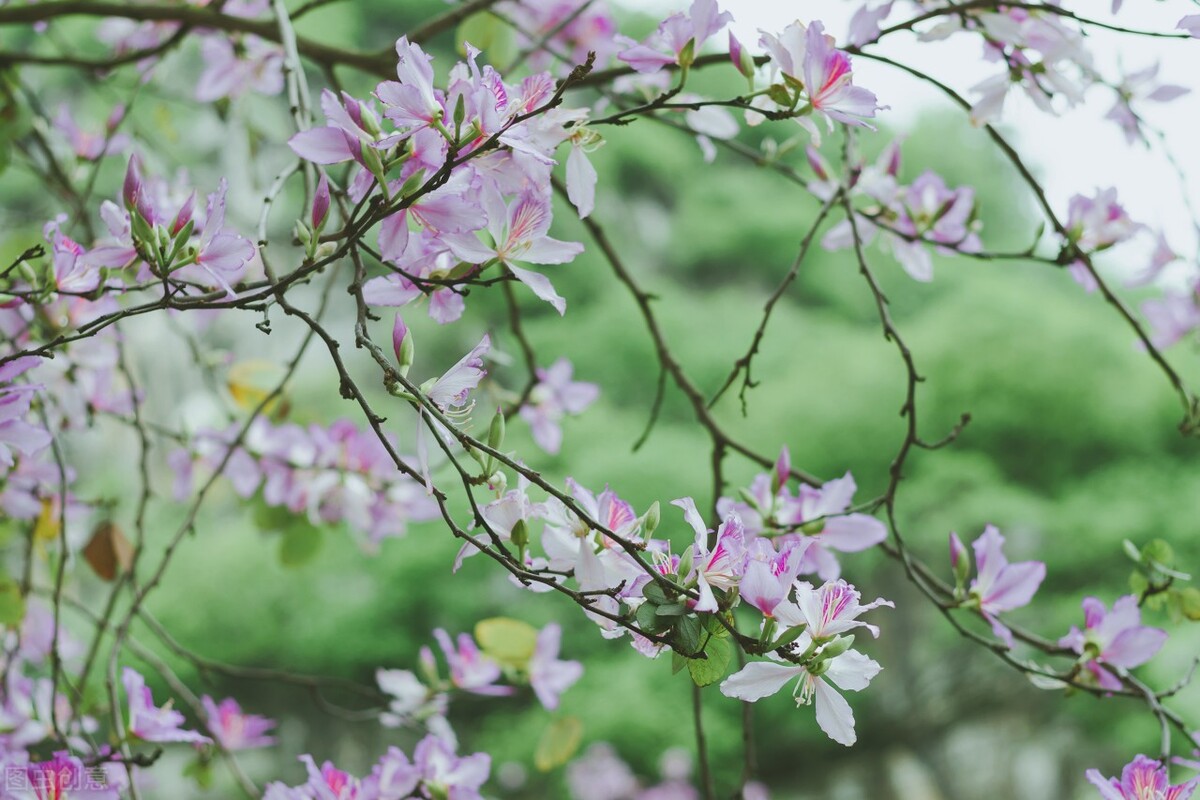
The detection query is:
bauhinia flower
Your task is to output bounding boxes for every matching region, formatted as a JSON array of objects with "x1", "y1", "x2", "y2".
[
  {"x1": 201, "y1": 695, "x2": 276, "y2": 750},
  {"x1": 739, "y1": 538, "x2": 807, "y2": 618},
  {"x1": 721, "y1": 579, "x2": 891, "y2": 746},
  {"x1": 673, "y1": 497, "x2": 746, "y2": 613},
  {"x1": 518, "y1": 358, "x2": 599, "y2": 454},
  {"x1": 618, "y1": 0, "x2": 733, "y2": 74},
  {"x1": 1065, "y1": 188, "x2": 1140, "y2": 253},
  {"x1": 431, "y1": 629, "x2": 513, "y2": 696},
  {"x1": 1059, "y1": 595, "x2": 1168, "y2": 690},
  {"x1": 123, "y1": 667, "x2": 211, "y2": 744},
  {"x1": 445, "y1": 188, "x2": 583, "y2": 315},
  {"x1": 958, "y1": 524, "x2": 1046, "y2": 648},
  {"x1": 528, "y1": 623, "x2": 584, "y2": 710},
  {"x1": 1087, "y1": 754, "x2": 1198, "y2": 800}
]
